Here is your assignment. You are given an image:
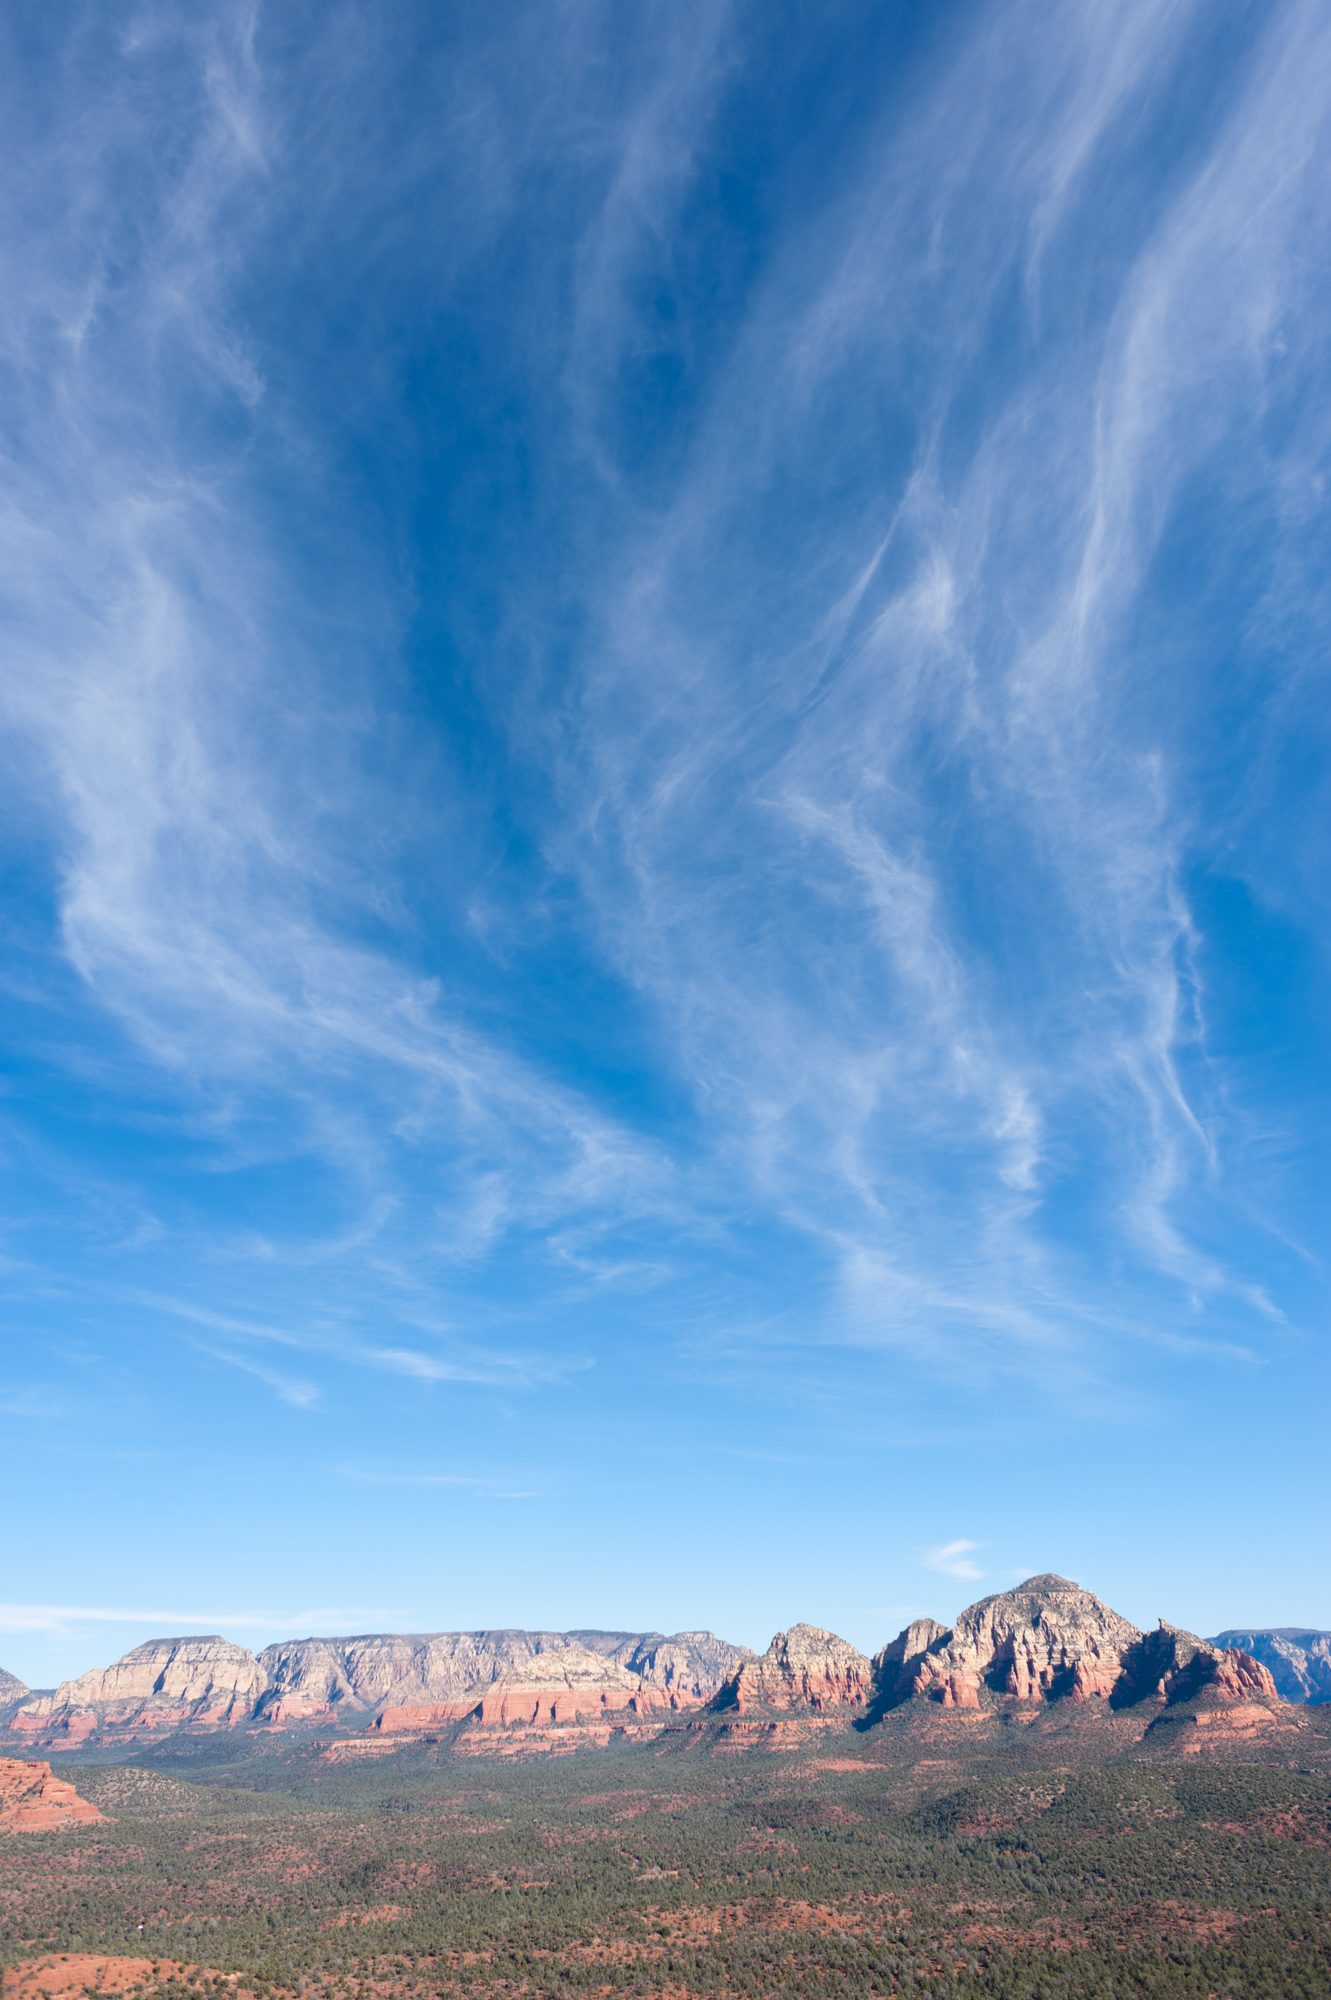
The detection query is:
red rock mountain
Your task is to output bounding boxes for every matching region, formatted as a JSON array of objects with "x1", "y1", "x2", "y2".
[
  {"x1": 10, "y1": 1636, "x2": 265, "y2": 1744},
  {"x1": 717, "y1": 1625, "x2": 873, "y2": 1714},
  {"x1": 878, "y1": 1575, "x2": 1279, "y2": 1712},
  {"x1": 1, "y1": 1583, "x2": 1283, "y2": 1750},
  {"x1": 7, "y1": 1628, "x2": 752, "y2": 1746},
  {"x1": 1211, "y1": 1628, "x2": 1331, "y2": 1704},
  {"x1": 0, "y1": 1758, "x2": 102, "y2": 1833}
]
